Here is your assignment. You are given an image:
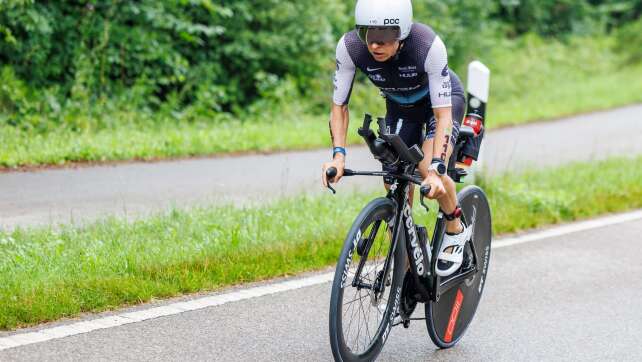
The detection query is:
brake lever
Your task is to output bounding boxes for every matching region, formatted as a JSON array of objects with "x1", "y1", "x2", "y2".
[
  {"x1": 326, "y1": 167, "x2": 338, "y2": 195},
  {"x1": 420, "y1": 185, "x2": 431, "y2": 213}
]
